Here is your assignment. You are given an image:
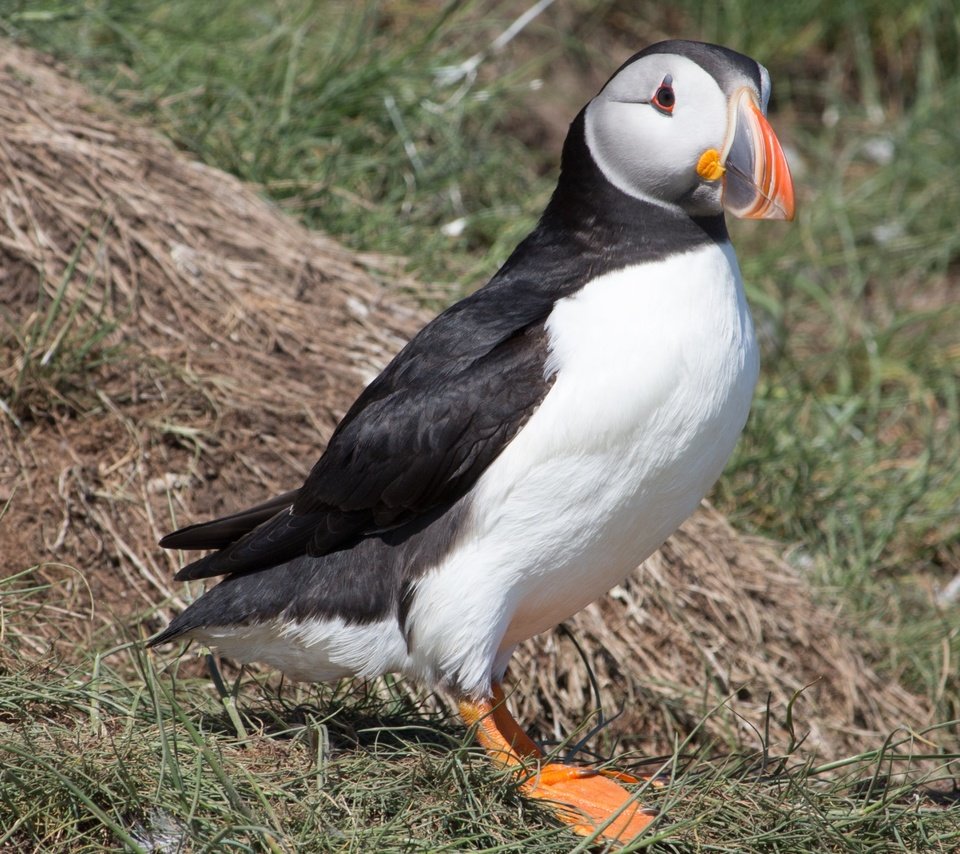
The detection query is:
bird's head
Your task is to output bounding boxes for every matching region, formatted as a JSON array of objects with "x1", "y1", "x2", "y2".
[{"x1": 584, "y1": 40, "x2": 795, "y2": 221}]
